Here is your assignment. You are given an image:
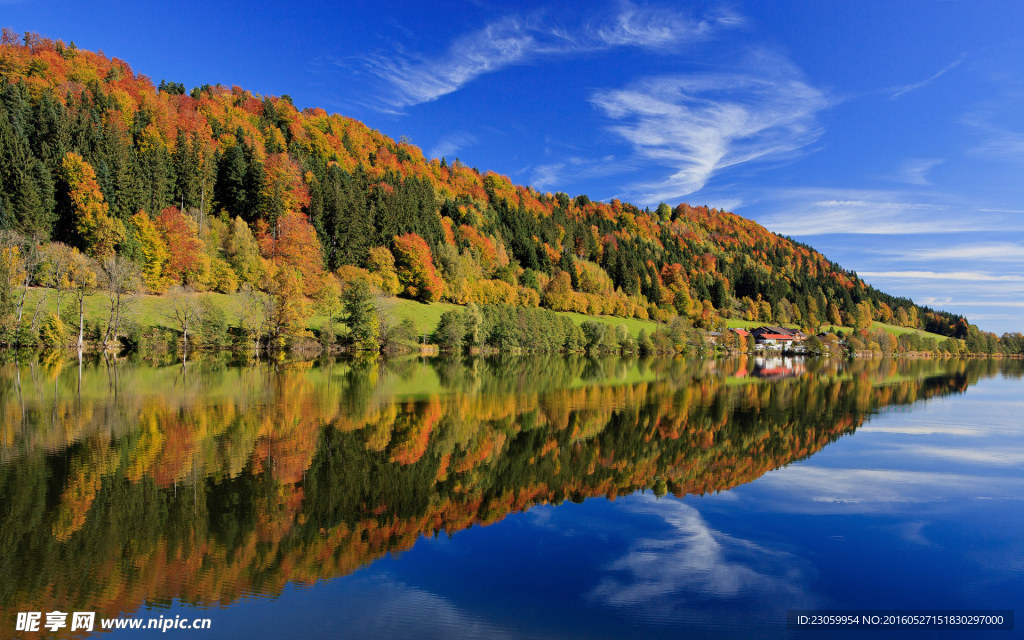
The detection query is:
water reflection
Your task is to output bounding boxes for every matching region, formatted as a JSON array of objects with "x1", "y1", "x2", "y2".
[
  {"x1": 588, "y1": 497, "x2": 811, "y2": 608},
  {"x1": 0, "y1": 355, "x2": 1019, "y2": 637}
]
